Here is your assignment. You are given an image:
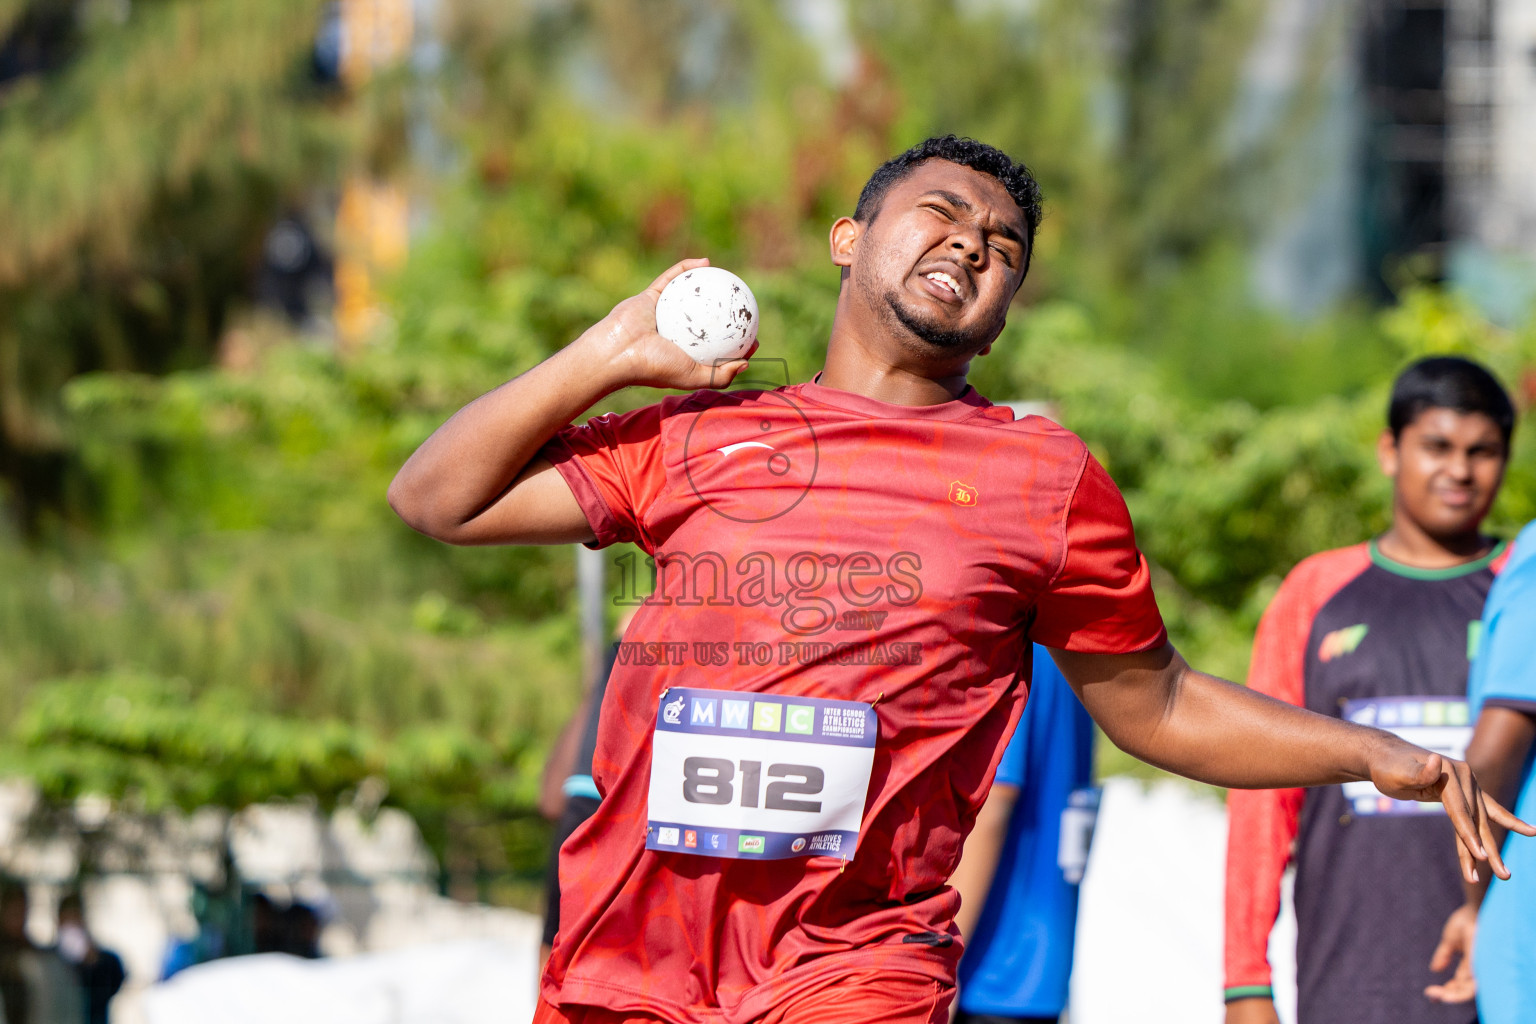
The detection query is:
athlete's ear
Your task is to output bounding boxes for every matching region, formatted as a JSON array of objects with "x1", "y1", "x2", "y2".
[
  {"x1": 830, "y1": 217, "x2": 861, "y2": 268},
  {"x1": 977, "y1": 342, "x2": 993, "y2": 357},
  {"x1": 1376, "y1": 429, "x2": 1400, "y2": 478}
]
